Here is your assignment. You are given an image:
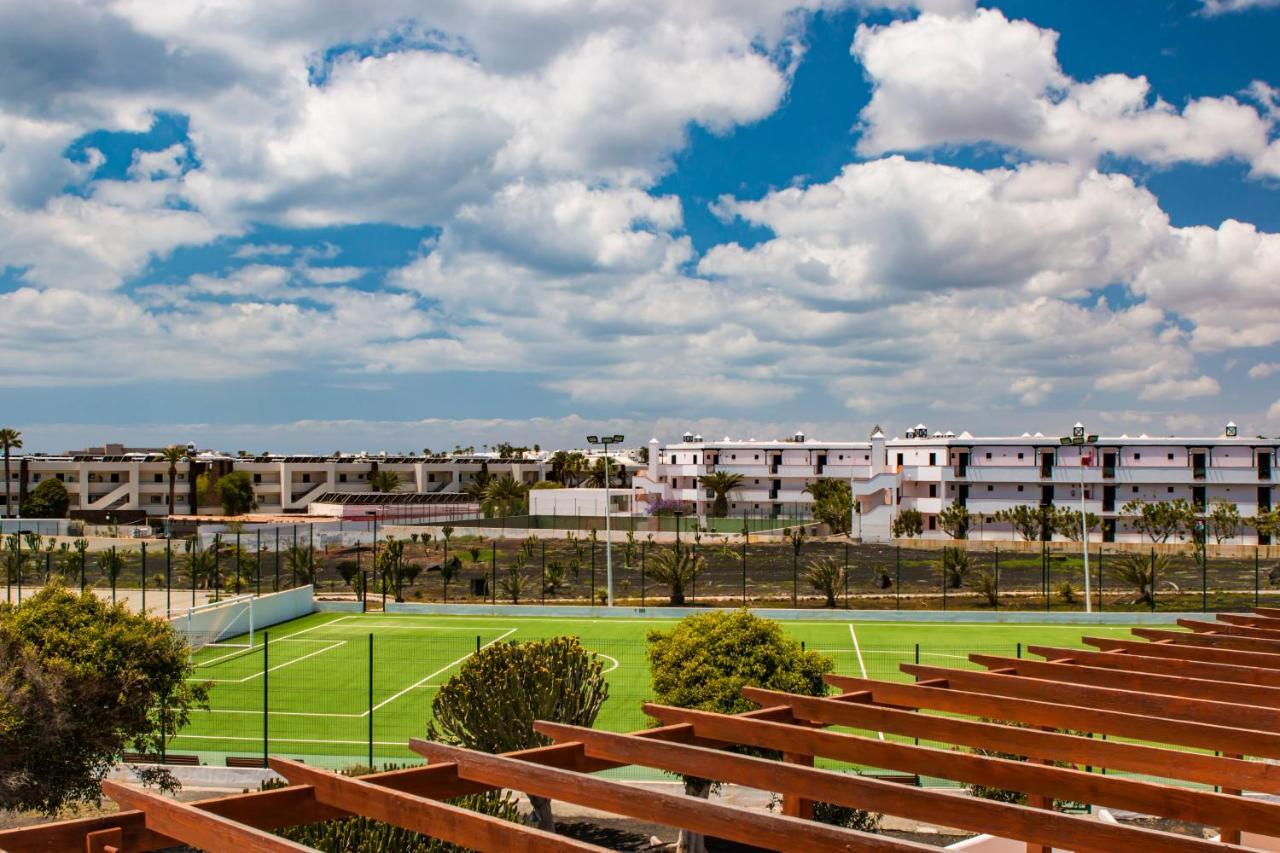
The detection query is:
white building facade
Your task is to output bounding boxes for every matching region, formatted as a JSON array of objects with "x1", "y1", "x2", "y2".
[
  {"x1": 634, "y1": 425, "x2": 1278, "y2": 545},
  {"x1": 2, "y1": 451, "x2": 546, "y2": 521}
]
